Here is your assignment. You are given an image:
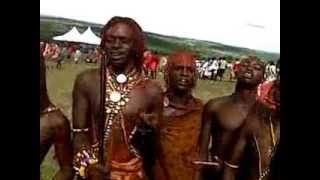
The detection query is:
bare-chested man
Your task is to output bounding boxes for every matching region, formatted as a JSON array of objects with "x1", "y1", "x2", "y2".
[
  {"x1": 153, "y1": 51, "x2": 203, "y2": 180},
  {"x1": 222, "y1": 60, "x2": 280, "y2": 180},
  {"x1": 72, "y1": 16, "x2": 163, "y2": 180},
  {"x1": 40, "y1": 49, "x2": 73, "y2": 180},
  {"x1": 196, "y1": 56, "x2": 265, "y2": 180}
]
